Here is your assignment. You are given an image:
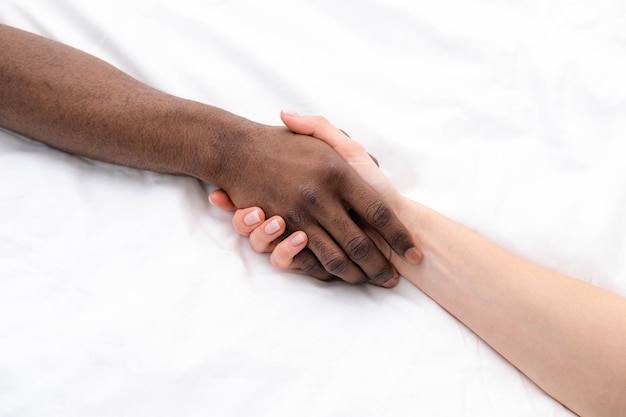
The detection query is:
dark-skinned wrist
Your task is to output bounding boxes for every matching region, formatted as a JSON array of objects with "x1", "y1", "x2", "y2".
[{"x1": 178, "y1": 103, "x2": 265, "y2": 189}]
